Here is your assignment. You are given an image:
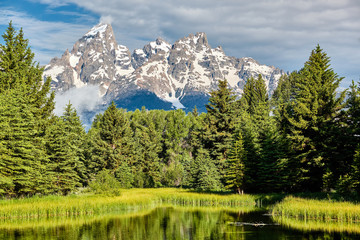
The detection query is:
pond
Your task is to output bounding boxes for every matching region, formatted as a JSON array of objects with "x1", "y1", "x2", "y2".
[{"x1": 1, "y1": 206, "x2": 360, "y2": 239}]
